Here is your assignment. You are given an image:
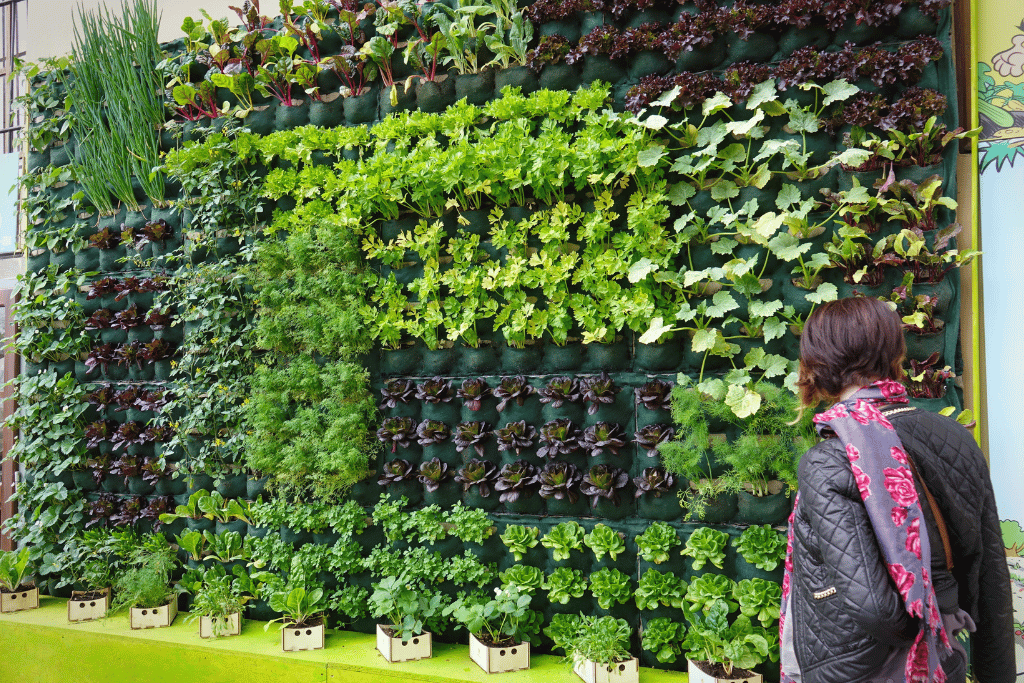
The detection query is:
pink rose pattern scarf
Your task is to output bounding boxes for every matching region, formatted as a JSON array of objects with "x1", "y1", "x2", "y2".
[{"x1": 779, "y1": 380, "x2": 951, "y2": 683}]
